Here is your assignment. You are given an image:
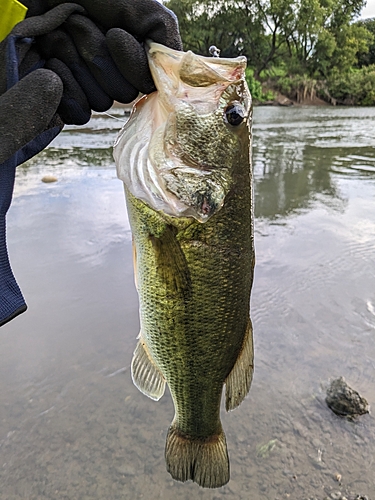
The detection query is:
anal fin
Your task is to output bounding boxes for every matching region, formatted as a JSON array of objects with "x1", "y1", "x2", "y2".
[
  {"x1": 131, "y1": 339, "x2": 165, "y2": 401},
  {"x1": 149, "y1": 225, "x2": 191, "y2": 300},
  {"x1": 225, "y1": 319, "x2": 254, "y2": 411}
]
